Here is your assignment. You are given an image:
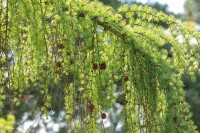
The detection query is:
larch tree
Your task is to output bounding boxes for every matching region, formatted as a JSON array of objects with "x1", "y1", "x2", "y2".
[
  {"x1": 182, "y1": 0, "x2": 200, "y2": 130},
  {"x1": 0, "y1": 0, "x2": 200, "y2": 132}
]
